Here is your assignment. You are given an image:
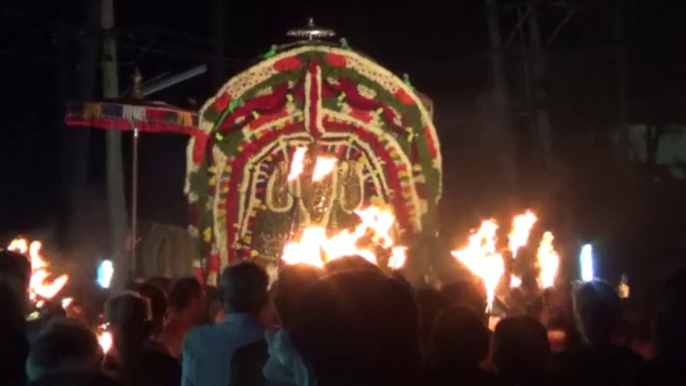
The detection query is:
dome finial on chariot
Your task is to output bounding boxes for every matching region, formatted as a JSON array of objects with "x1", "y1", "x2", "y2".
[{"x1": 287, "y1": 17, "x2": 336, "y2": 41}]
